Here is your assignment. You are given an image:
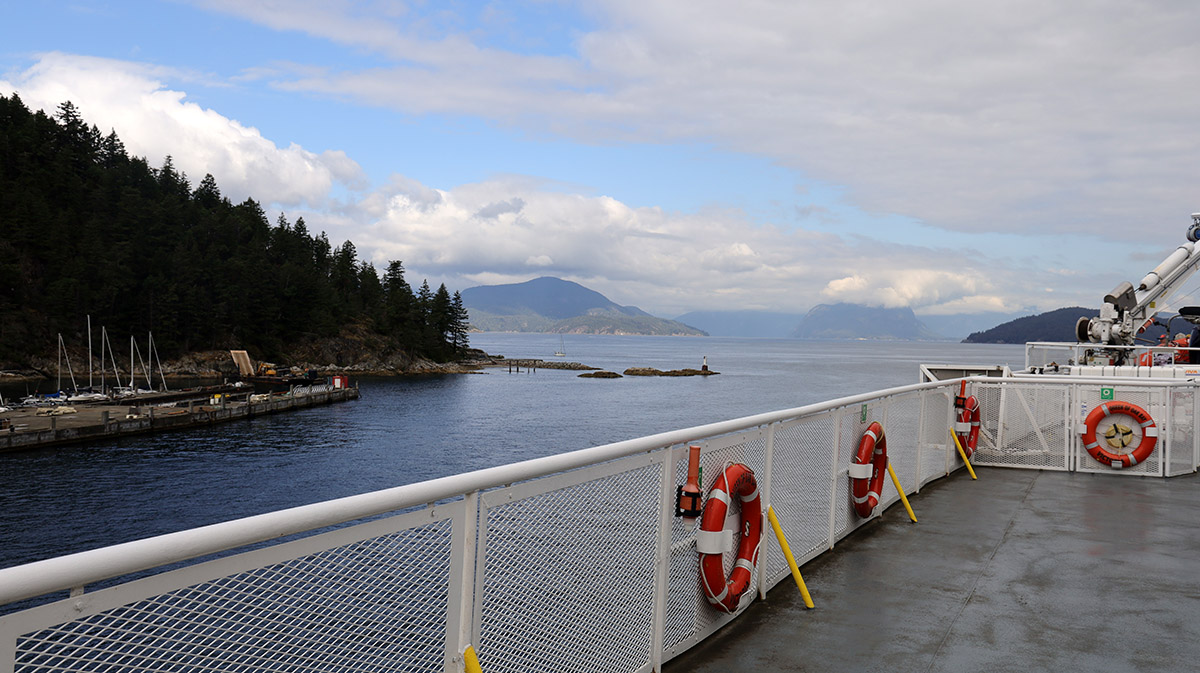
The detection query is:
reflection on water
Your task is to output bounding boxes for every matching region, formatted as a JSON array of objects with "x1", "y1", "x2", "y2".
[{"x1": 0, "y1": 337, "x2": 1023, "y2": 569}]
